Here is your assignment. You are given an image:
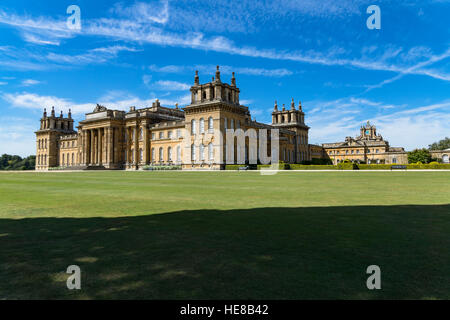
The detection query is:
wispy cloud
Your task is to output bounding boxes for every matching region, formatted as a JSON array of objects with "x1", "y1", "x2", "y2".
[
  {"x1": 3, "y1": 90, "x2": 192, "y2": 116},
  {"x1": 21, "y1": 79, "x2": 42, "y2": 86},
  {"x1": 153, "y1": 80, "x2": 191, "y2": 91},
  {"x1": 1, "y1": 4, "x2": 448, "y2": 82},
  {"x1": 148, "y1": 64, "x2": 294, "y2": 77},
  {"x1": 307, "y1": 97, "x2": 450, "y2": 150}
]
